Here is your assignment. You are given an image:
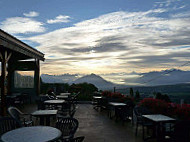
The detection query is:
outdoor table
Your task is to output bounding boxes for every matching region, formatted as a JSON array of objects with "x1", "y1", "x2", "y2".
[
  {"x1": 60, "y1": 93, "x2": 70, "y2": 96},
  {"x1": 109, "y1": 102, "x2": 126, "y2": 106},
  {"x1": 44, "y1": 99, "x2": 65, "y2": 105},
  {"x1": 31, "y1": 110, "x2": 58, "y2": 126},
  {"x1": 92, "y1": 96, "x2": 103, "y2": 110},
  {"x1": 142, "y1": 114, "x2": 175, "y2": 142},
  {"x1": 108, "y1": 102, "x2": 126, "y2": 119},
  {"x1": 44, "y1": 99, "x2": 66, "y2": 110},
  {"x1": 93, "y1": 96, "x2": 103, "y2": 99},
  {"x1": 56, "y1": 95, "x2": 69, "y2": 100},
  {"x1": 1, "y1": 126, "x2": 62, "y2": 142}
]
